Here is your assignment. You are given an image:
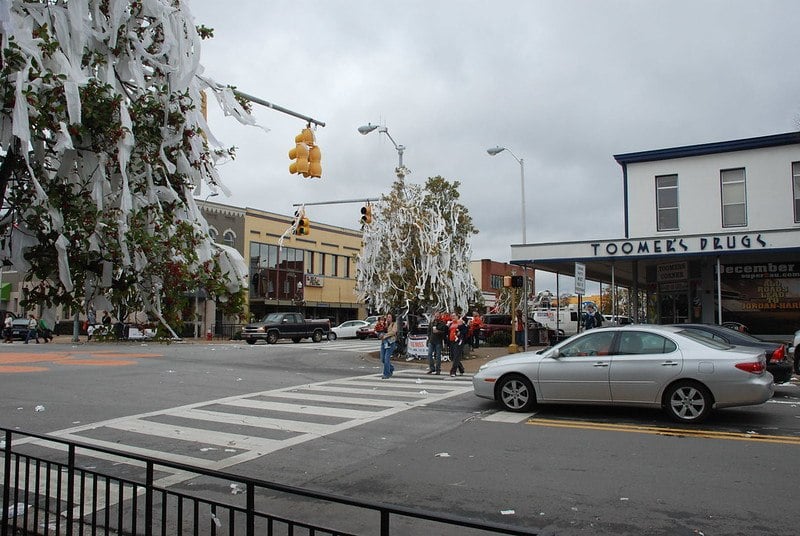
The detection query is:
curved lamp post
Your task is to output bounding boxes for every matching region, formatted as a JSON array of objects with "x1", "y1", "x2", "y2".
[
  {"x1": 487, "y1": 146, "x2": 528, "y2": 352},
  {"x1": 195, "y1": 191, "x2": 219, "y2": 338},
  {"x1": 487, "y1": 146, "x2": 526, "y2": 244},
  {"x1": 358, "y1": 123, "x2": 410, "y2": 181}
]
